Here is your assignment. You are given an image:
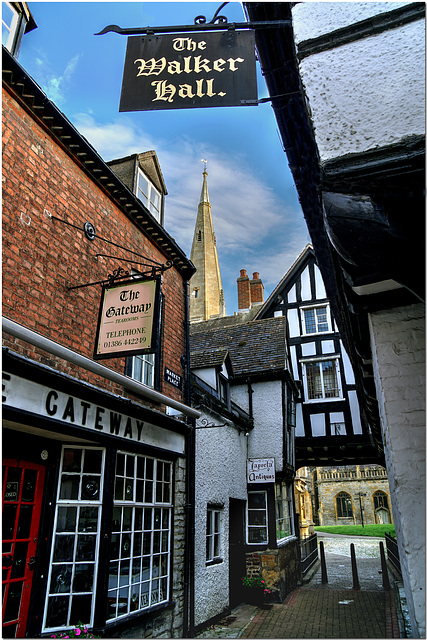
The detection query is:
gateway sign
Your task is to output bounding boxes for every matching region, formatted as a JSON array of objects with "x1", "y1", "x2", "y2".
[
  {"x1": 119, "y1": 31, "x2": 257, "y2": 111},
  {"x1": 94, "y1": 278, "x2": 159, "y2": 360}
]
